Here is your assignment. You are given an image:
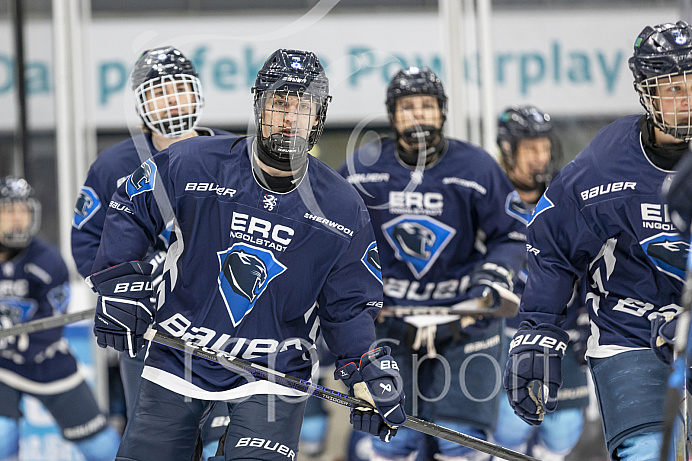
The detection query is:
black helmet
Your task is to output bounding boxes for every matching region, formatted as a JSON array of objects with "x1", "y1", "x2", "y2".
[
  {"x1": 497, "y1": 106, "x2": 560, "y2": 190},
  {"x1": 386, "y1": 67, "x2": 448, "y2": 165},
  {"x1": 252, "y1": 49, "x2": 331, "y2": 171},
  {"x1": 132, "y1": 46, "x2": 204, "y2": 138},
  {"x1": 0, "y1": 176, "x2": 40, "y2": 249},
  {"x1": 629, "y1": 21, "x2": 692, "y2": 141}
]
